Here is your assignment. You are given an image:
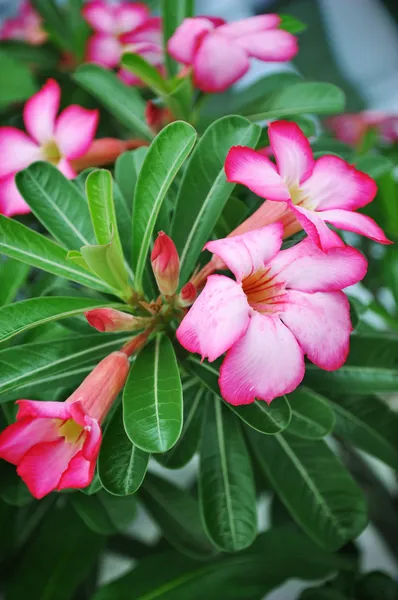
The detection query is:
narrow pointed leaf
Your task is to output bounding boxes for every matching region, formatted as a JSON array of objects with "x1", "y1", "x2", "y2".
[
  {"x1": 115, "y1": 148, "x2": 148, "y2": 209},
  {"x1": 0, "y1": 258, "x2": 29, "y2": 306},
  {"x1": 162, "y1": 0, "x2": 195, "y2": 77},
  {"x1": 86, "y1": 170, "x2": 123, "y2": 253},
  {"x1": 305, "y1": 364, "x2": 398, "y2": 394},
  {"x1": 81, "y1": 239, "x2": 130, "y2": 297},
  {"x1": 72, "y1": 491, "x2": 136, "y2": 535},
  {"x1": 287, "y1": 387, "x2": 336, "y2": 440},
  {"x1": 121, "y1": 53, "x2": 169, "y2": 96}
]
